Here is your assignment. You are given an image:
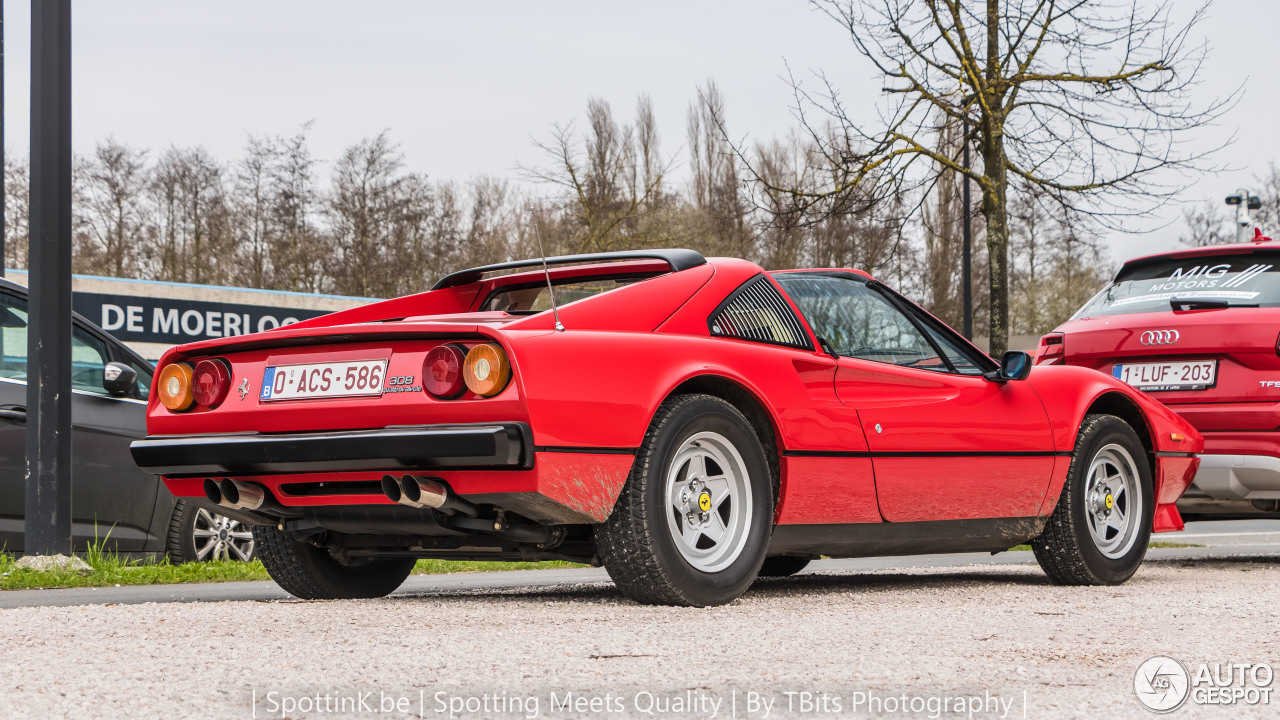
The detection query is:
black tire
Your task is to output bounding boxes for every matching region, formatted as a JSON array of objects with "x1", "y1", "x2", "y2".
[
  {"x1": 252, "y1": 525, "x2": 415, "y2": 599},
  {"x1": 166, "y1": 499, "x2": 257, "y2": 564},
  {"x1": 595, "y1": 394, "x2": 774, "y2": 606},
  {"x1": 757, "y1": 556, "x2": 812, "y2": 578},
  {"x1": 1032, "y1": 414, "x2": 1154, "y2": 585}
]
